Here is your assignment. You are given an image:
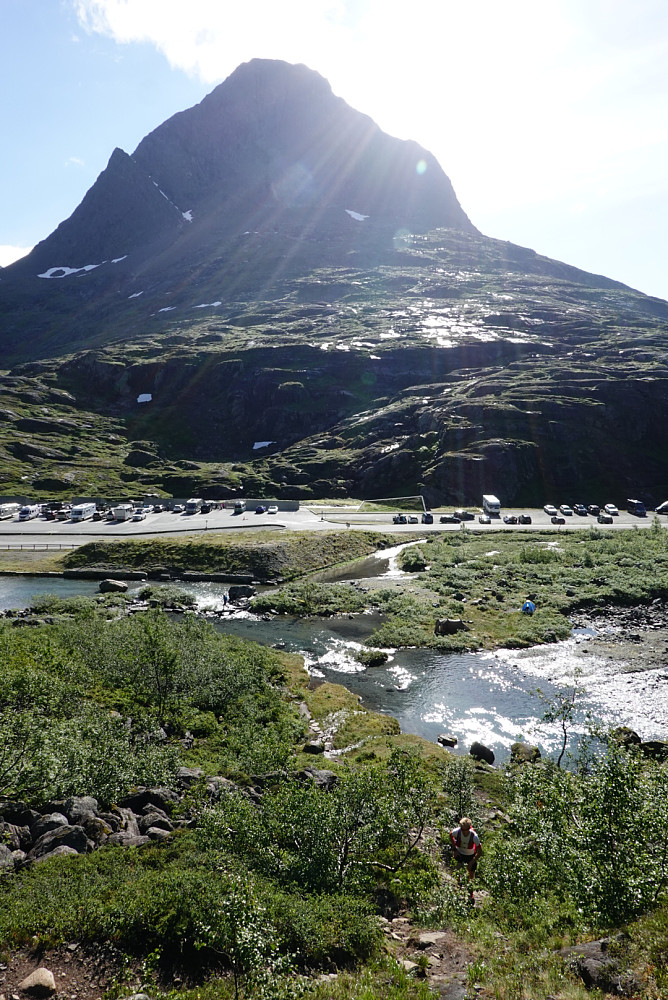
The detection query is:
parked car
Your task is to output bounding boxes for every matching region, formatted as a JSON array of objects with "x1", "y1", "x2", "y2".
[
  {"x1": 173, "y1": 504, "x2": 184, "y2": 513},
  {"x1": 152, "y1": 504, "x2": 163, "y2": 513},
  {"x1": 440, "y1": 513, "x2": 461, "y2": 523},
  {"x1": 421, "y1": 512, "x2": 433, "y2": 524},
  {"x1": 573, "y1": 504, "x2": 587, "y2": 516},
  {"x1": 393, "y1": 514, "x2": 407, "y2": 524},
  {"x1": 604, "y1": 503, "x2": 619, "y2": 515},
  {"x1": 455, "y1": 509, "x2": 474, "y2": 521},
  {"x1": 255, "y1": 505, "x2": 267, "y2": 514},
  {"x1": 587, "y1": 504, "x2": 600, "y2": 515},
  {"x1": 551, "y1": 515, "x2": 566, "y2": 525},
  {"x1": 132, "y1": 511, "x2": 146, "y2": 521},
  {"x1": 655, "y1": 500, "x2": 668, "y2": 515},
  {"x1": 200, "y1": 504, "x2": 211, "y2": 514},
  {"x1": 518, "y1": 514, "x2": 532, "y2": 524},
  {"x1": 503, "y1": 514, "x2": 518, "y2": 524},
  {"x1": 543, "y1": 504, "x2": 558, "y2": 516},
  {"x1": 559, "y1": 504, "x2": 573, "y2": 516},
  {"x1": 267, "y1": 505, "x2": 279, "y2": 514},
  {"x1": 478, "y1": 513, "x2": 491, "y2": 524},
  {"x1": 598, "y1": 512, "x2": 614, "y2": 524},
  {"x1": 408, "y1": 515, "x2": 419, "y2": 523}
]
